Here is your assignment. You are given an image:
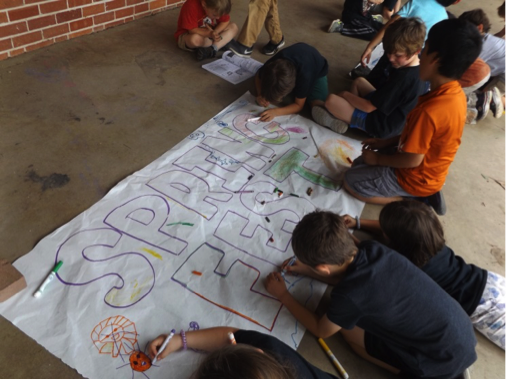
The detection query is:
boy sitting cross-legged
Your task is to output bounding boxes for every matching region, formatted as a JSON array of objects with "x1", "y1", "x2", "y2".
[
  {"x1": 312, "y1": 17, "x2": 426, "y2": 137},
  {"x1": 265, "y1": 210, "x2": 477, "y2": 378},
  {"x1": 174, "y1": 0, "x2": 238, "y2": 61},
  {"x1": 343, "y1": 18, "x2": 482, "y2": 215}
]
